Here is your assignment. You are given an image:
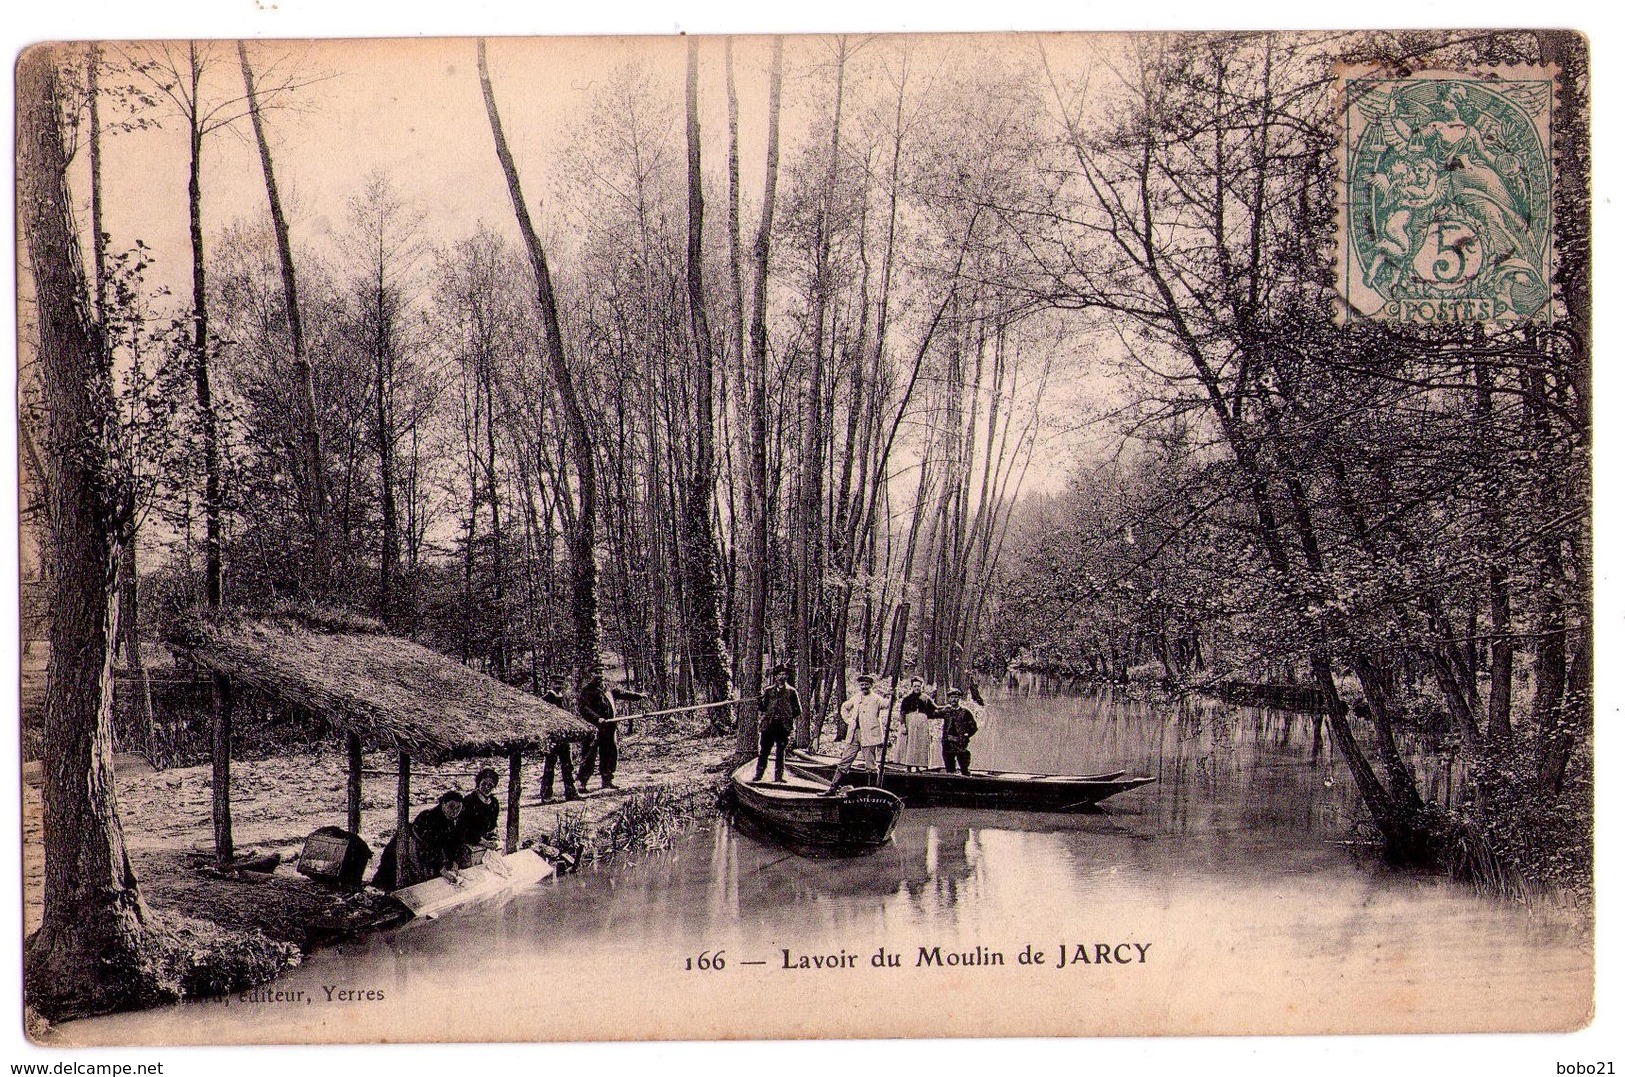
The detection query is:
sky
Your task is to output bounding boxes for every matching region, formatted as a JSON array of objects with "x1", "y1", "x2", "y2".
[
  {"x1": 84, "y1": 34, "x2": 1091, "y2": 301},
  {"x1": 61, "y1": 28, "x2": 1118, "y2": 544},
  {"x1": 88, "y1": 35, "x2": 790, "y2": 302}
]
